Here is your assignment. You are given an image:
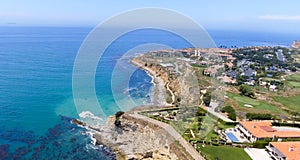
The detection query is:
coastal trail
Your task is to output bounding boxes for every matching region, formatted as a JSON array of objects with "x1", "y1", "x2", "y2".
[{"x1": 130, "y1": 113, "x2": 205, "y2": 160}]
